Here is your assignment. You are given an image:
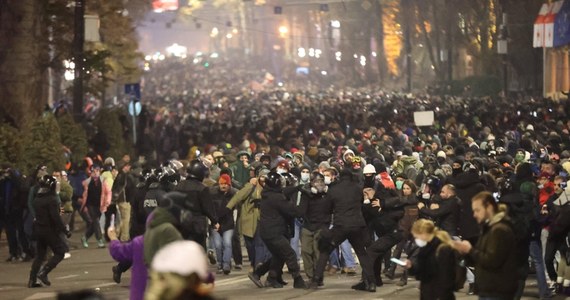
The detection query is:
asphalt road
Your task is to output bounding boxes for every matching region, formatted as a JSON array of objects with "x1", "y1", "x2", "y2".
[{"x1": 0, "y1": 229, "x2": 563, "y2": 300}]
